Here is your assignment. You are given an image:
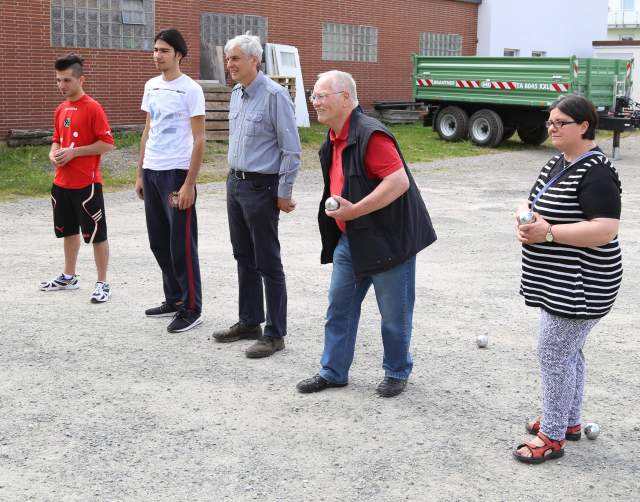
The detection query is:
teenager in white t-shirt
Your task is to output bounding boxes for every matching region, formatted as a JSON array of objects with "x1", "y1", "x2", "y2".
[{"x1": 135, "y1": 28, "x2": 206, "y2": 333}]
